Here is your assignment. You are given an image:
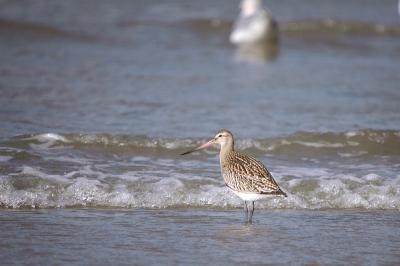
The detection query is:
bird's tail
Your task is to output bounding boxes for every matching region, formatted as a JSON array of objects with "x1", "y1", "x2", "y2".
[{"x1": 261, "y1": 189, "x2": 287, "y2": 197}]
